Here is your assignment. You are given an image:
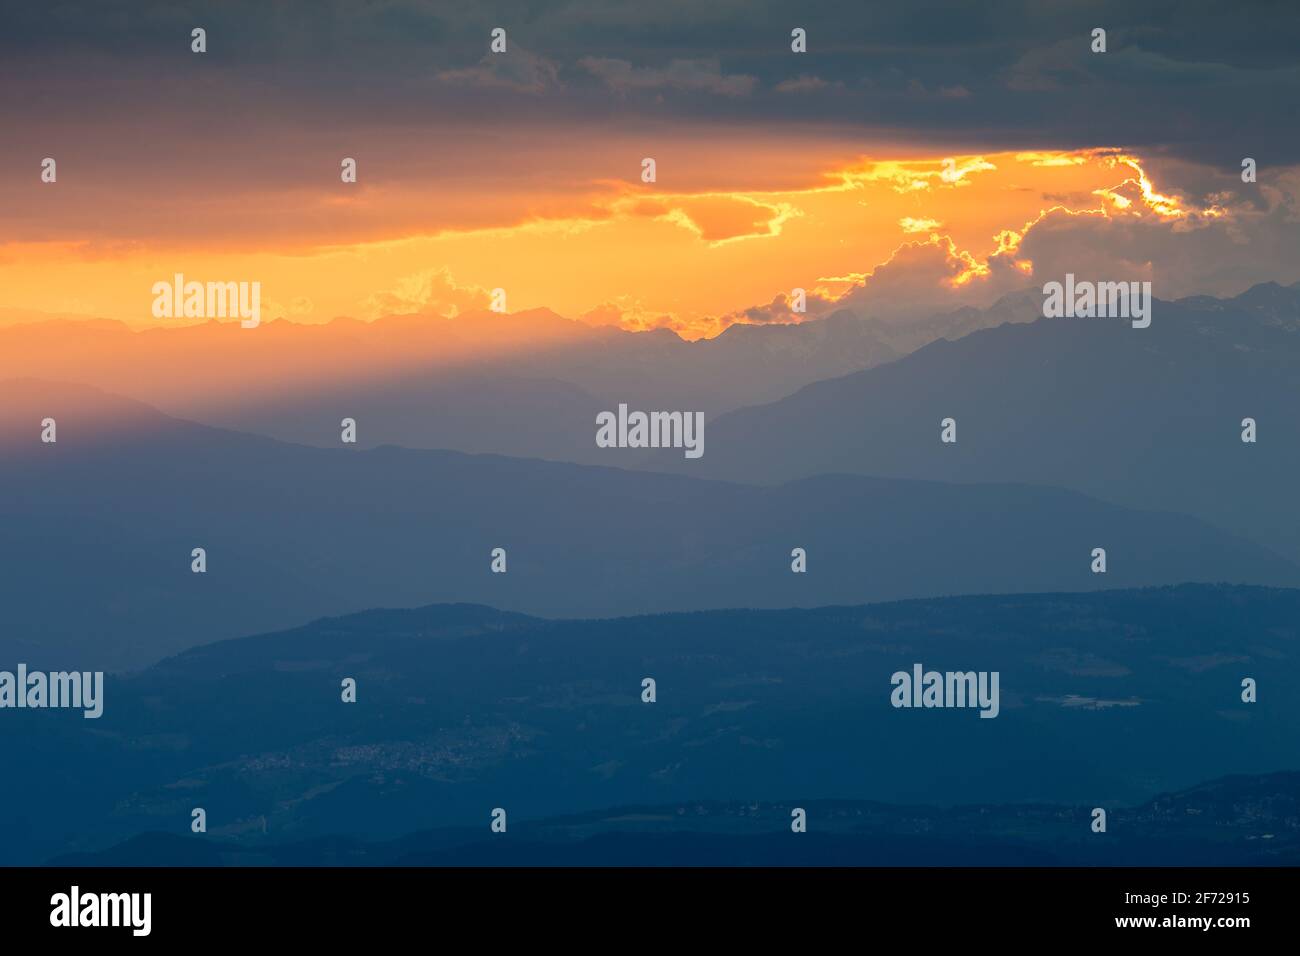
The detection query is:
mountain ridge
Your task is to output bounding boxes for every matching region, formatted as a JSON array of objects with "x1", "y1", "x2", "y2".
[
  {"x1": 3, "y1": 377, "x2": 1296, "y2": 669},
  {"x1": 6, "y1": 584, "x2": 1298, "y2": 866},
  {"x1": 47, "y1": 767, "x2": 1300, "y2": 866}
]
